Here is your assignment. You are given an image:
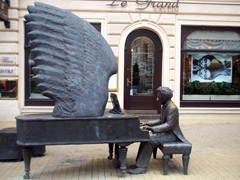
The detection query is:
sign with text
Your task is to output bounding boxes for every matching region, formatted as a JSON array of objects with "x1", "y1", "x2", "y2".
[
  {"x1": 0, "y1": 67, "x2": 18, "y2": 76},
  {"x1": 107, "y1": 0, "x2": 179, "y2": 10},
  {"x1": 0, "y1": 56, "x2": 17, "y2": 65}
]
